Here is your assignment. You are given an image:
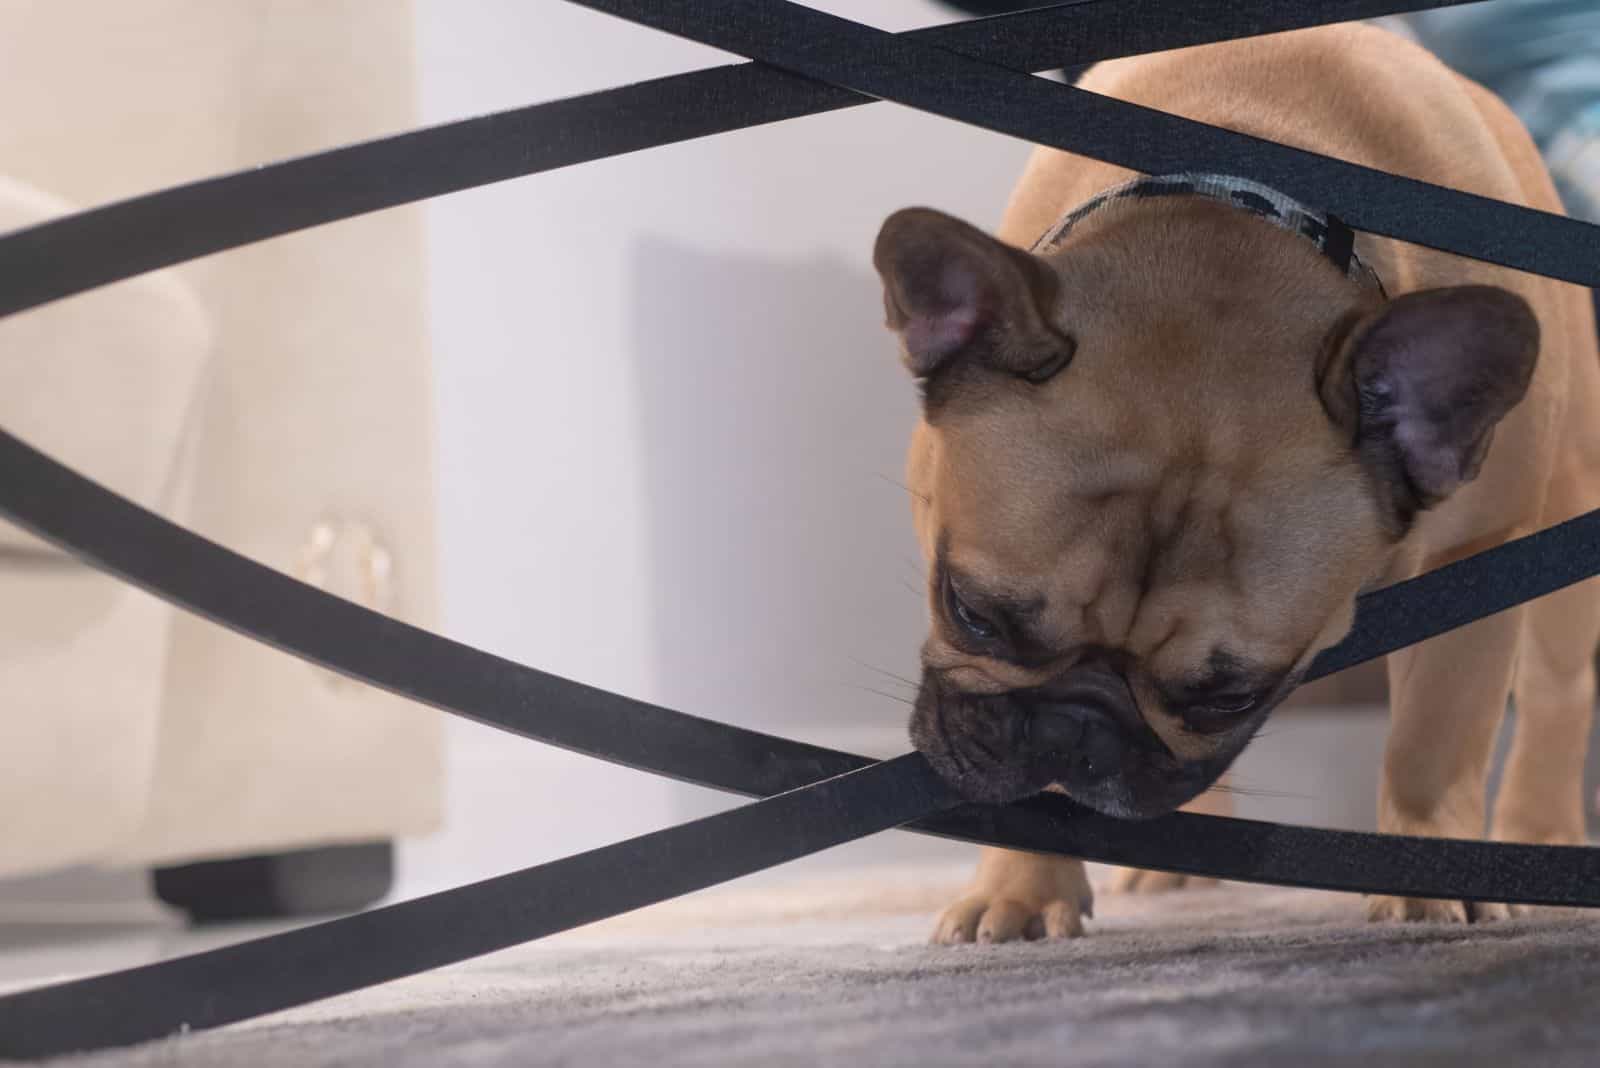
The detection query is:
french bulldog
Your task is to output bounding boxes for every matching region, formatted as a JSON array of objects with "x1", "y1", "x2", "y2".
[{"x1": 874, "y1": 23, "x2": 1600, "y2": 943}]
